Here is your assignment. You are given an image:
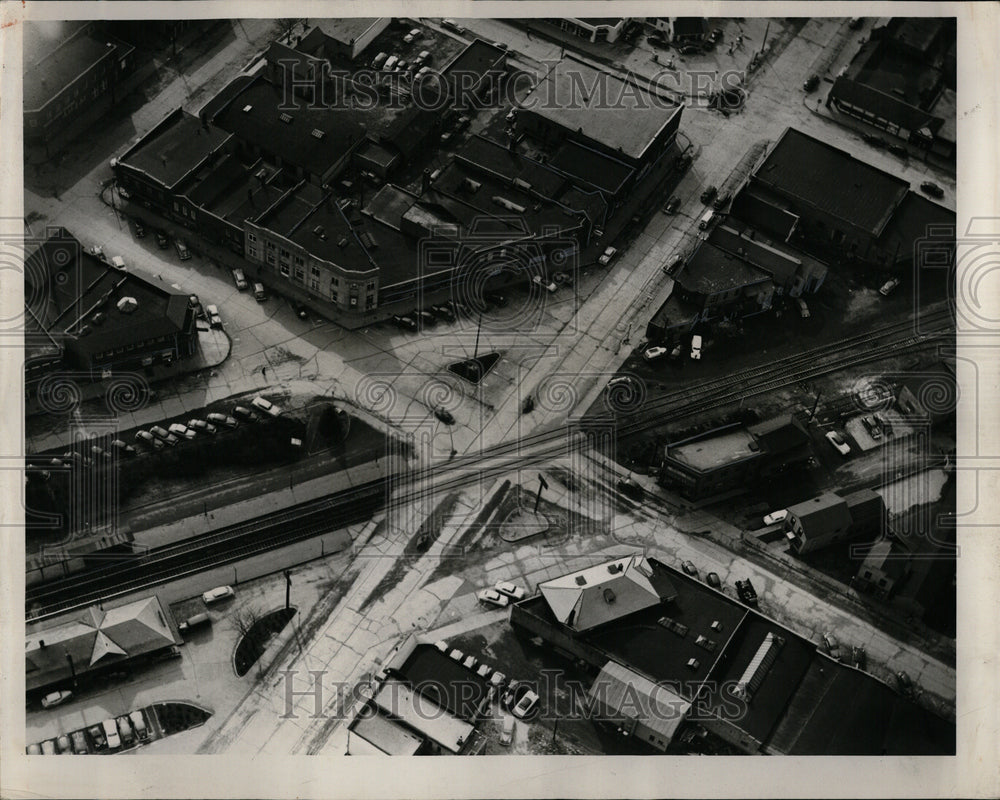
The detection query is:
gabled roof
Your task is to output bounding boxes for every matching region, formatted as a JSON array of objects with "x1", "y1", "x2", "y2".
[
  {"x1": 589, "y1": 660, "x2": 690, "y2": 743},
  {"x1": 787, "y1": 492, "x2": 852, "y2": 535},
  {"x1": 539, "y1": 555, "x2": 675, "y2": 632}
]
